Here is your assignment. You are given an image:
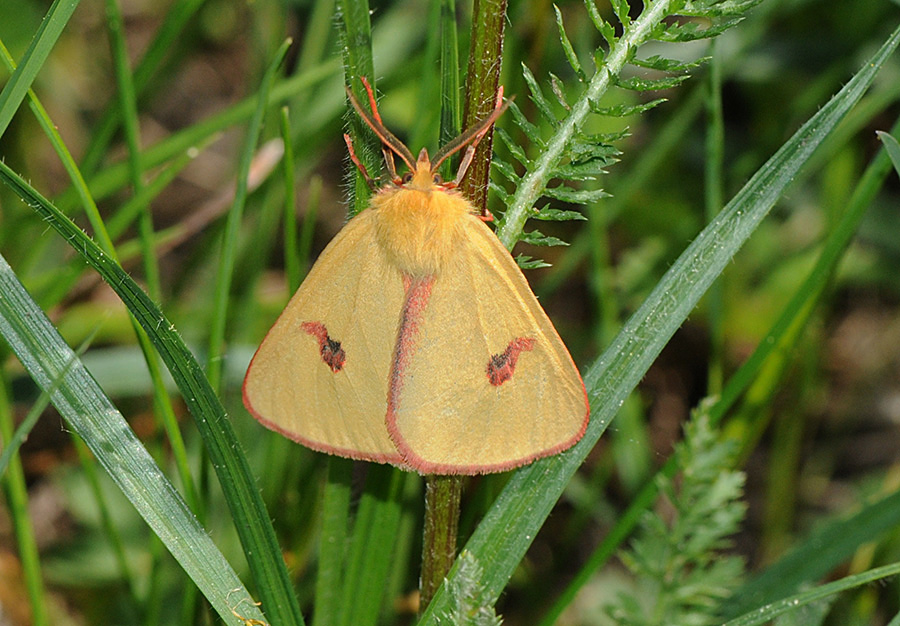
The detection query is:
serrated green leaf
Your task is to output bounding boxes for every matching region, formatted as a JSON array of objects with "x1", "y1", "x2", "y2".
[
  {"x1": 495, "y1": 127, "x2": 532, "y2": 167},
  {"x1": 631, "y1": 54, "x2": 708, "y2": 72},
  {"x1": 432, "y1": 551, "x2": 503, "y2": 626},
  {"x1": 551, "y1": 159, "x2": 611, "y2": 180},
  {"x1": 567, "y1": 136, "x2": 621, "y2": 162},
  {"x1": 521, "y1": 229, "x2": 570, "y2": 247},
  {"x1": 554, "y1": 5, "x2": 587, "y2": 82},
  {"x1": 590, "y1": 97, "x2": 667, "y2": 116},
  {"x1": 514, "y1": 254, "x2": 551, "y2": 270},
  {"x1": 543, "y1": 184, "x2": 611, "y2": 204},
  {"x1": 616, "y1": 73, "x2": 692, "y2": 91},
  {"x1": 490, "y1": 159, "x2": 519, "y2": 186},
  {"x1": 654, "y1": 15, "x2": 745, "y2": 42},
  {"x1": 506, "y1": 100, "x2": 543, "y2": 147},
  {"x1": 549, "y1": 73, "x2": 572, "y2": 110},
  {"x1": 521, "y1": 64, "x2": 559, "y2": 126},
  {"x1": 681, "y1": 0, "x2": 760, "y2": 17},
  {"x1": 488, "y1": 181, "x2": 511, "y2": 204},
  {"x1": 610, "y1": 0, "x2": 631, "y2": 28},
  {"x1": 583, "y1": 0, "x2": 609, "y2": 46},
  {"x1": 532, "y1": 206, "x2": 587, "y2": 221}
]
